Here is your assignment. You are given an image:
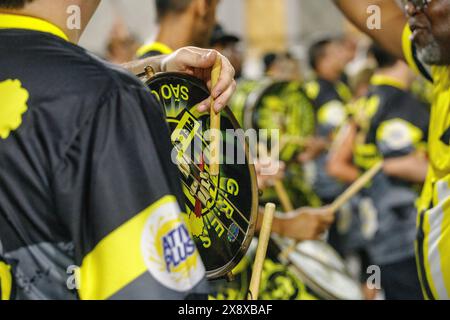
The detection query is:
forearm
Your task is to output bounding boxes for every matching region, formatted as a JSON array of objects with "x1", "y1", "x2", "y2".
[
  {"x1": 333, "y1": 0, "x2": 406, "y2": 59},
  {"x1": 383, "y1": 153, "x2": 429, "y2": 183},
  {"x1": 328, "y1": 161, "x2": 360, "y2": 183}
]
